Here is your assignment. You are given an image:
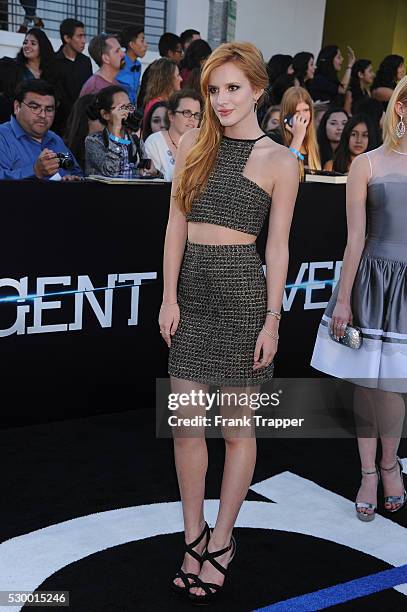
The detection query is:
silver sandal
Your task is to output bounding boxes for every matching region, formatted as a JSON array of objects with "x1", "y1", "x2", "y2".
[
  {"x1": 380, "y1": 456, "x2": 407, "y2": 513},
  {"x1": 355, "y1": 466, "x2": 379, "y2": 522}
]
